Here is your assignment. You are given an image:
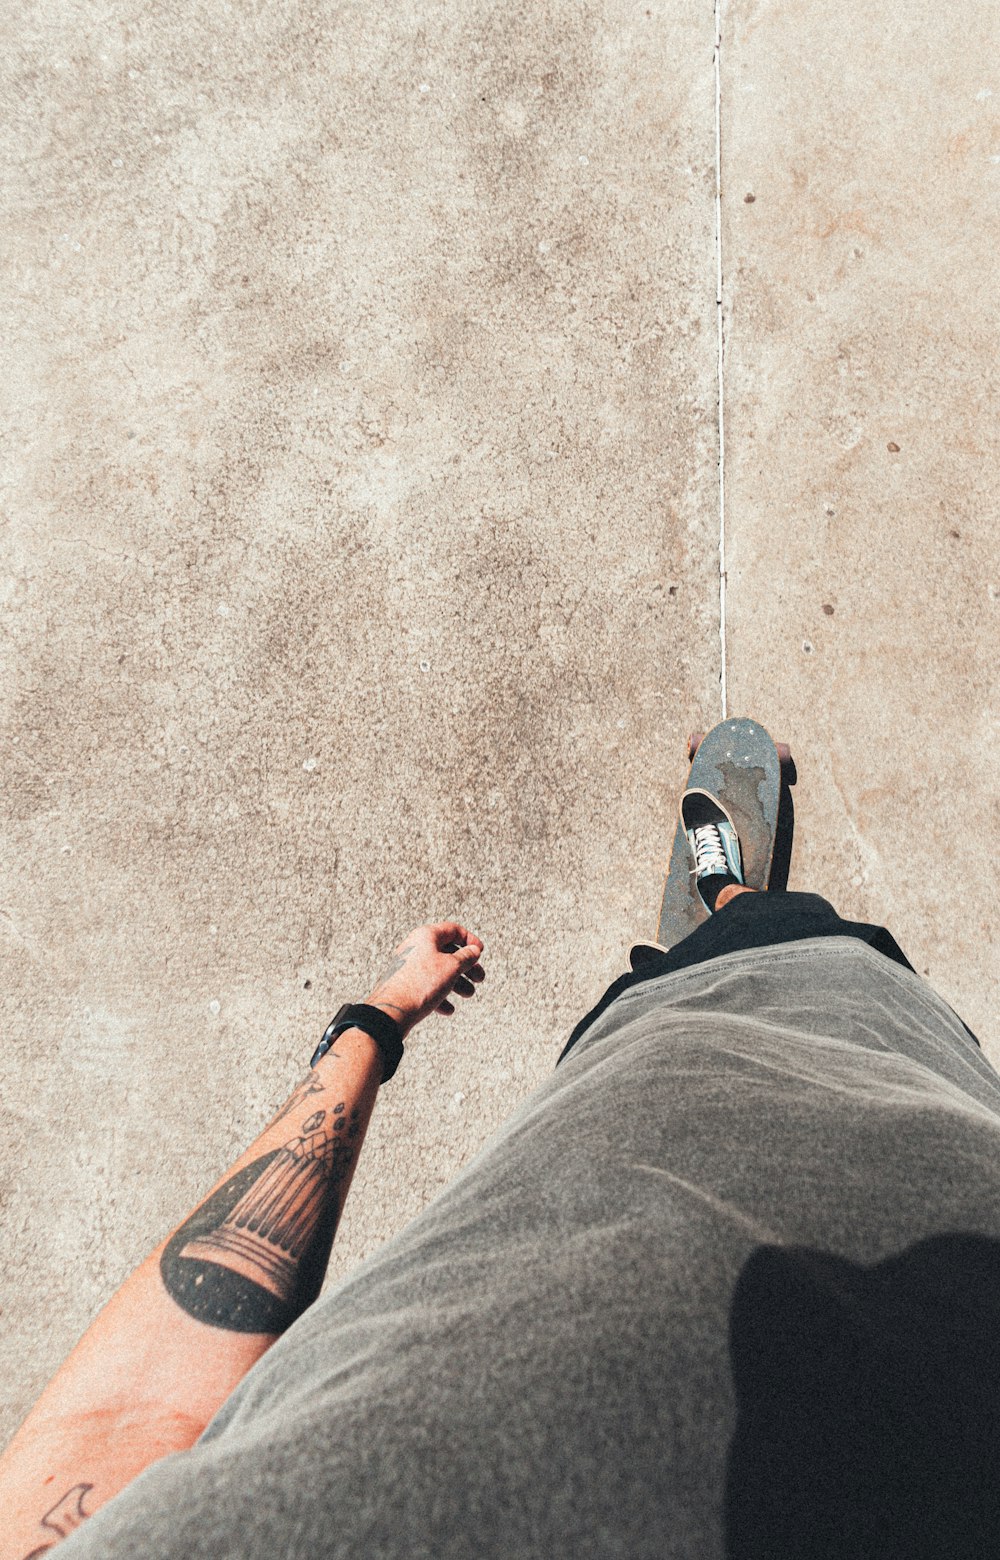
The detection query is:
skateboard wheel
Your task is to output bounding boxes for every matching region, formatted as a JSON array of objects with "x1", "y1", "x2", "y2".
[
  {"x1": 776, "y1": 742, "x2": 792, "y2": 766},
  {"x1": 687, "y1": 732, "x2": 705, "y2": 763}
]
